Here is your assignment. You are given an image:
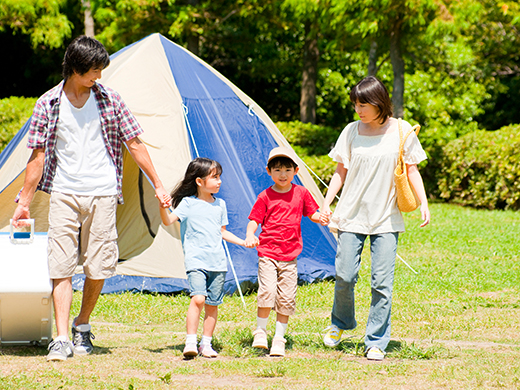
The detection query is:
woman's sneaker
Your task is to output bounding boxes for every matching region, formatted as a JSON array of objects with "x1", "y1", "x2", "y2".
[
  {"x1": 323, "y1": 325, "x2": 344, "y2": 347},
  {"x1": 46, "y1": 339, "x2": 74, "y2": 361},
  {"x1": 366, "y1": 346, "x2": 386, "y2": 361},
  {"x1": 252, "y1": 328, "x2": 268, "y2": 349},
  {"x1": 72, "y1": 323, "x2": 95, "y2": 355}
]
